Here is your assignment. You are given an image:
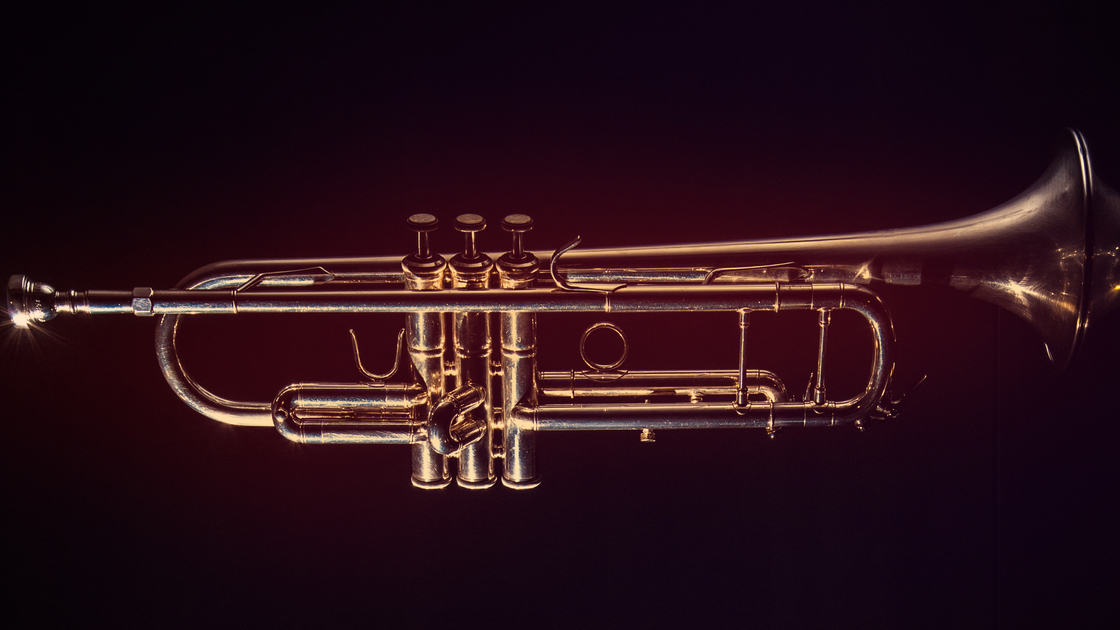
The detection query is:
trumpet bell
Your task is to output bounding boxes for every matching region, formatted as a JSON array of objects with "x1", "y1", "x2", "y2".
[
  {"x1": 972, "y1": 128, "x2": 1120, "y2": 369},
  {"x1": 559, "y1": 129, "x2": 1119, "y2": 370},
  {"x1": 1086, "y1": 176, "x2": 1120, "y2": 360}
]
